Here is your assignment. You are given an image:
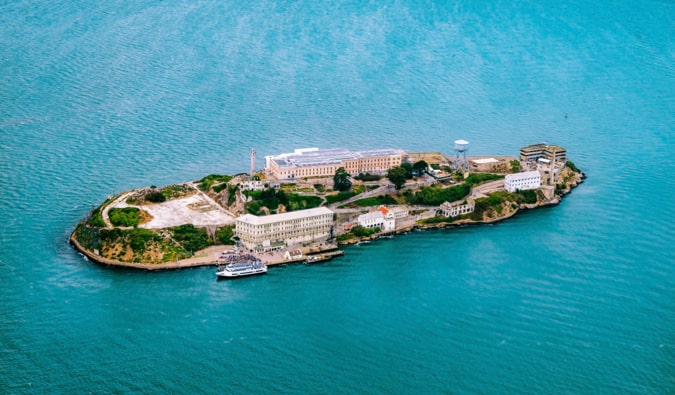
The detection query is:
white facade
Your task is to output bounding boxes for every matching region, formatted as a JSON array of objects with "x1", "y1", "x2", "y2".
[
  {"x1": 440, "y1": 200, "x2": 475, "y2": 217},
  {"x1": 265, "y1": 147, "x2": 406, "y2": 179},
  {"x1": 234, "y1": 207, "x2": 334, "y2": 251},
  {"x1": 240, "y1": 180, "x2": 264, "y2": 191},
  {"x1": 504, "y1": 171, "x2": 541, "y2": 192},
  {"x1": 357, "y1": 206, "x2": 397, "y2": 232}
]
